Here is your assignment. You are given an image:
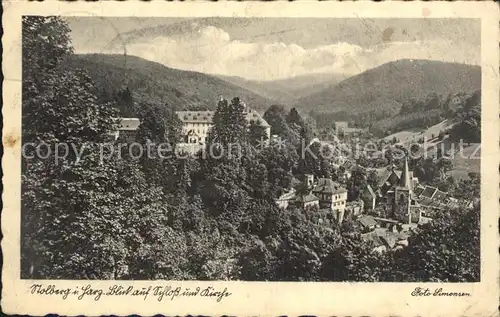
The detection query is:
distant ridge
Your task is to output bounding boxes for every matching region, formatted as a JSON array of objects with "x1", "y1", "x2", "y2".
[
  {"x1": 295, "y1": 59, "x2": 481, "y2": 115},
  {"x1": 64, "y1": 54, "x2": 277, "y2": 111},
  {"x1": 217, "y1": 73, "x2": 349, "y2": 105}
]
